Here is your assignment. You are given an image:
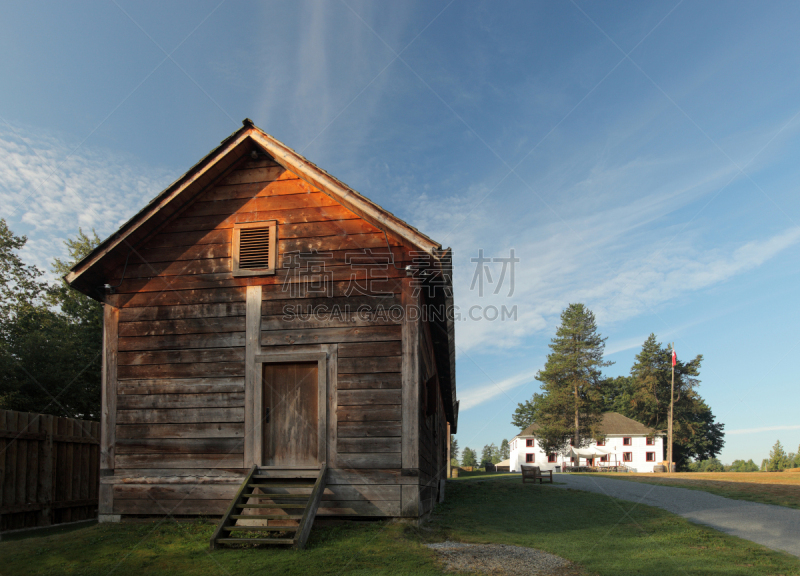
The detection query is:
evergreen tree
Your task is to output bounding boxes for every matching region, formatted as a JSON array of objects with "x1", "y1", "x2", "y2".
[
  {"x1": 450, "y1": 434, "x2": 459, "y2": 462},
  {"x1": 461, "y1": 447, "x2": 477, "y2": 468},
  {"x1": 511, "y1": 392, "x2": 545, "y2": 430},
  {"x1": 0, "y1": 223, "x2": 102, "y2": 418},
  {"x1": 611, "y1": 334, "x2": 724, "y2": 470},
  {"x1": 767, "y1": 440, "x2": 790, "y2": 472},
  {"x1": 522, "y1": 304, "x2": 611, "y2": 454},
  {"x1": 480, "y1": 443, "x2": 500, "y2": 467},
  {"x1": 500, "y1": 439, "x2": 510, "y2": 460}
]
